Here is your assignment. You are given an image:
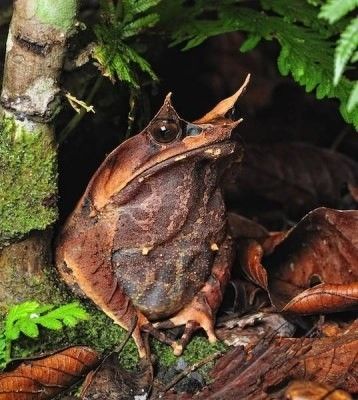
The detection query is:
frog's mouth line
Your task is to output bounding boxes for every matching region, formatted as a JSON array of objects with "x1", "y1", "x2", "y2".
[{"x1": 137, "y1": 140, "x2": 239, "y2": 182}]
